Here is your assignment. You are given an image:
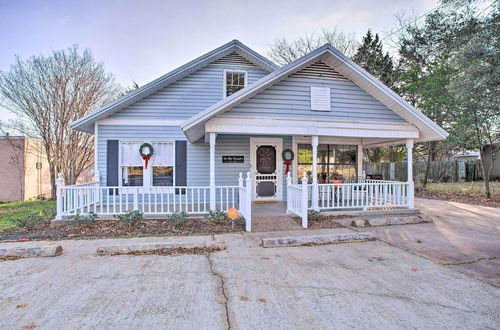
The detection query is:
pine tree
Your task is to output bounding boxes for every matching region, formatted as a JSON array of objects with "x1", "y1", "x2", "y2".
[
  {"x1": 354, "y1": 30, "x2": 402, "y2": 164},
  {"x1": 353, "y1": 29, "x2": 398, "y2": 88}
]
